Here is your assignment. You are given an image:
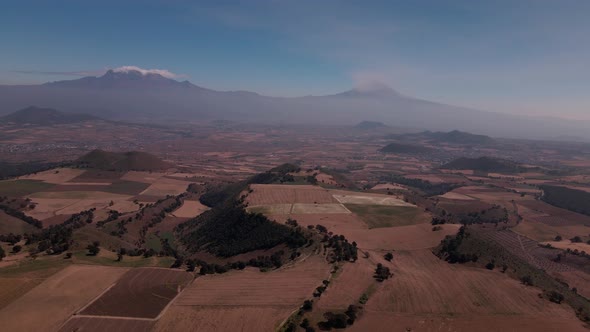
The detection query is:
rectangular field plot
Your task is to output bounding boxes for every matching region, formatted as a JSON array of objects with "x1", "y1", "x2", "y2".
[
  {"x1": 153, "y1": 307, "x2": 291, "y2": 332},
  {"x1": 80, "y1": 268, "x2": 193, "y2": 318},
  {"x1": 246, "y1": 184, "x2": 337, "y2": 205},
  {"x1": 345, "y1": 204, "x2": 430, "y2": 228},
  {"x1": 59, "y1": 317, "x2": 154, "y2": 332}
]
